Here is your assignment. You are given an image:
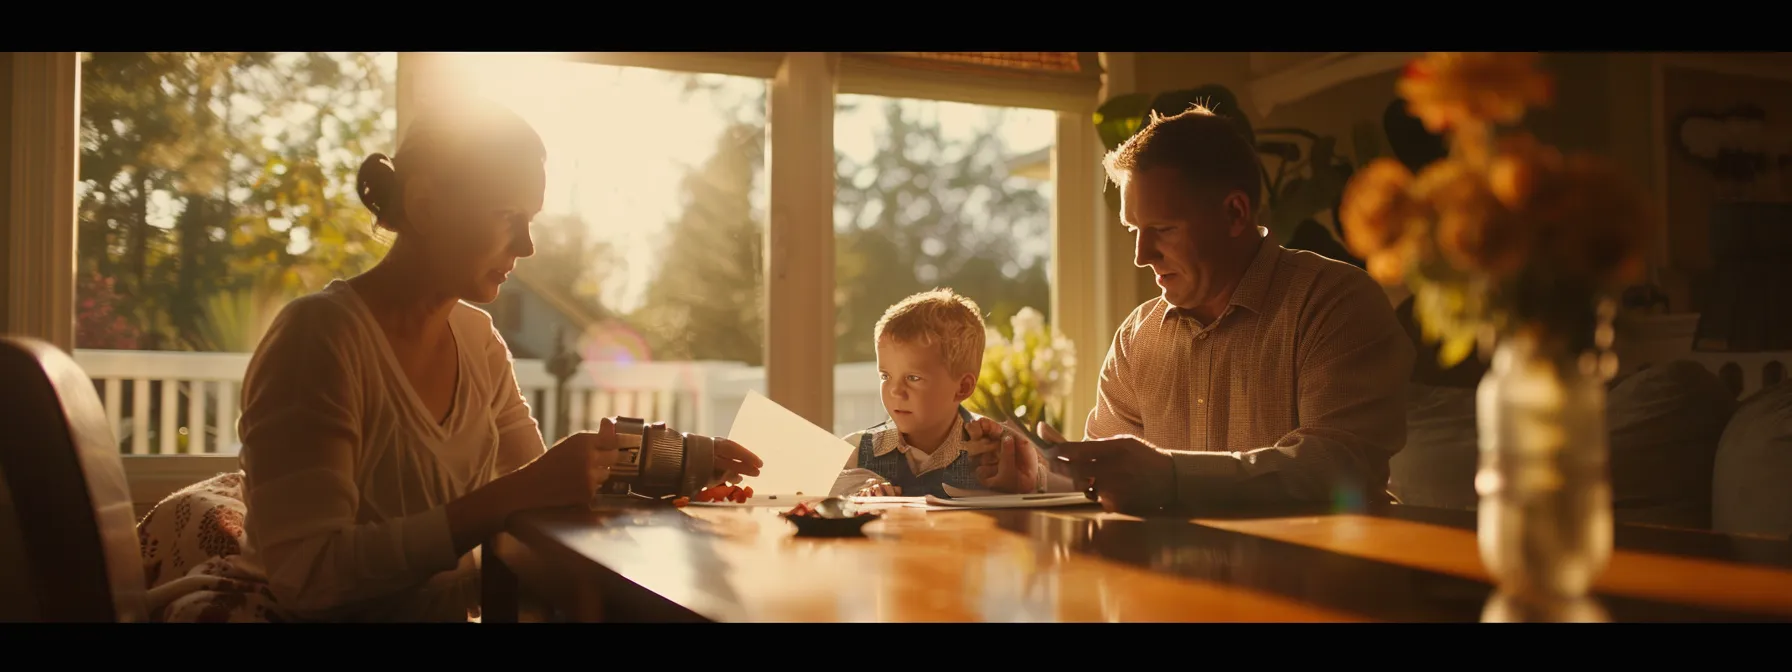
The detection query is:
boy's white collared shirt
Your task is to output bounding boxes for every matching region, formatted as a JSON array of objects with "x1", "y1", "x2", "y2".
[{"x1": 867, "y1": 412, "x2": 970, "y2": 476}]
